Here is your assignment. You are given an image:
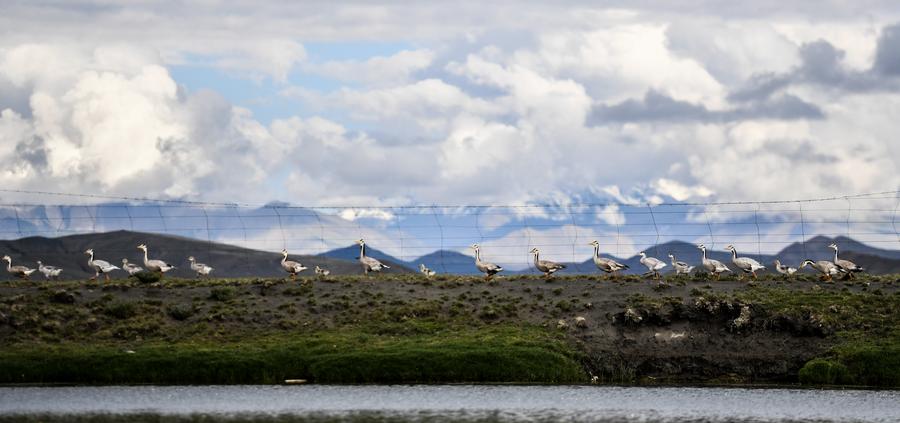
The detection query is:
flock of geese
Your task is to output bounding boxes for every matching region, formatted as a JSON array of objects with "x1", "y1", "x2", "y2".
[
  {"x1": 3, "y1": 238, "x2": 865, "y2": 282},
  {"x1": 466, "y1": 241, "x2": 863, "y2": 281}
]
